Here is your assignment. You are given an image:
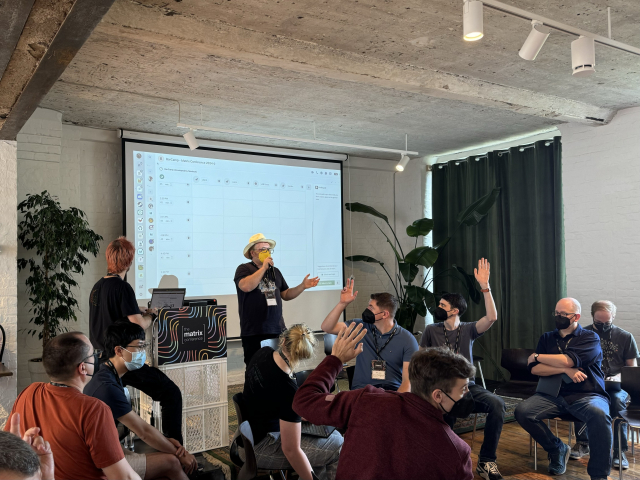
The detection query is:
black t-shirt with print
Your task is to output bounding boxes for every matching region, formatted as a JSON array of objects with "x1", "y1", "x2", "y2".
[
  {"x1": 585, "y1": 324, "x2": 640, "y2": 377},
  {"x1": 234, "y1": 262, "x2": 289, "y2": 337},
  {"x1": 89, "y1": 276, "x2": 141, "y2": 351},
  {"x1": 242, "y1": 346, "x2": 301, "y2": 443}
]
